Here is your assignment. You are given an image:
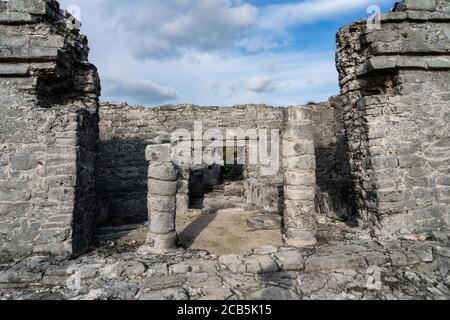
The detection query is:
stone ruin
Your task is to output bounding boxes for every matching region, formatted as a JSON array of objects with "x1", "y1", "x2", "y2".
[{"x1": 0, "y1": 0, "x2": 449, "y2": 300}]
